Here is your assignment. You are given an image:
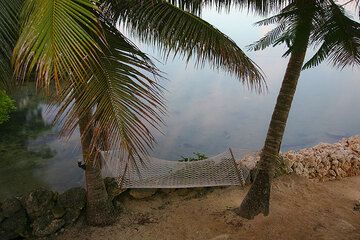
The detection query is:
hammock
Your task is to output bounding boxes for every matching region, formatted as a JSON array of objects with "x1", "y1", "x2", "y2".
[{"x1": 100, "y1": 148, "x2": 250, "y2": 189}]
